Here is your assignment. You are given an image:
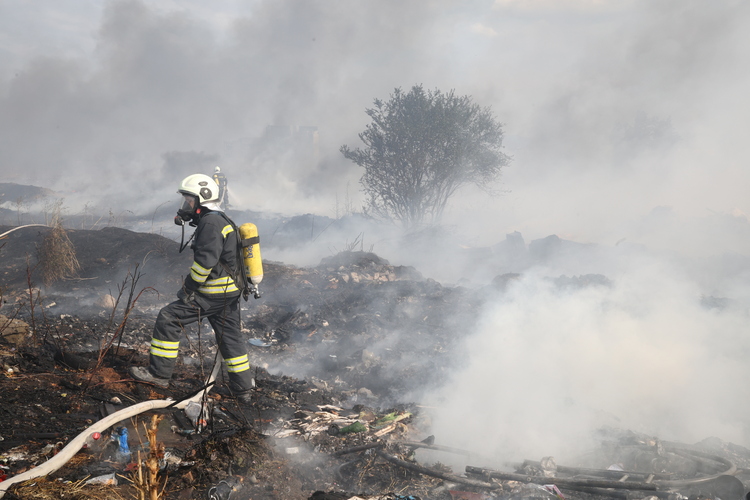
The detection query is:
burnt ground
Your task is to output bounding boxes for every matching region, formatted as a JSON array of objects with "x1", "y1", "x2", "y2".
[{"x1": 2, "y1": 224, "x2": 750, "y2": 500}]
